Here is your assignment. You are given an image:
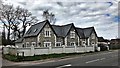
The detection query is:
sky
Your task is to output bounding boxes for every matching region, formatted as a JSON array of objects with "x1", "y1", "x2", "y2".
[{"x1": 1, "y1": 0, "x2": 119, "y2": 39}]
